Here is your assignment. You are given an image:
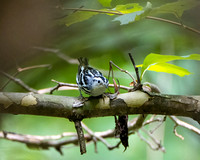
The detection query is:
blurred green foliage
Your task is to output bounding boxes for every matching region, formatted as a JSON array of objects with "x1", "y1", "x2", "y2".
[{"x1": 0, "y1": 0, "x2": 200, "y2": 160}]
